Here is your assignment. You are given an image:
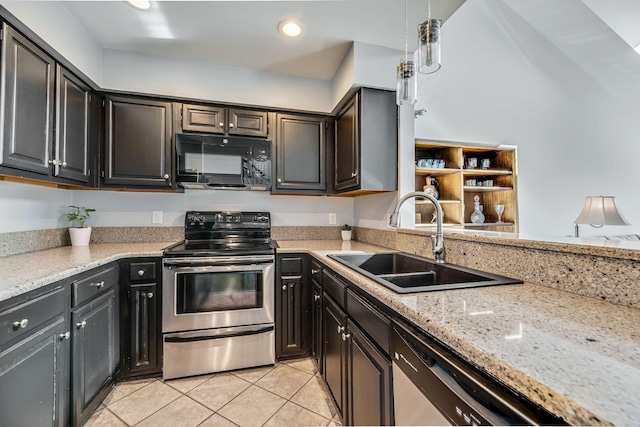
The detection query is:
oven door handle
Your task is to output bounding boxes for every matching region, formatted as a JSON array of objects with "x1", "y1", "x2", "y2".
[
  {"x1": 164, "y1": 325, "x2": 274, "y2": 343},
  {"x1": 164, "y1": 256, "x2": 274, "y2": 268}
]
